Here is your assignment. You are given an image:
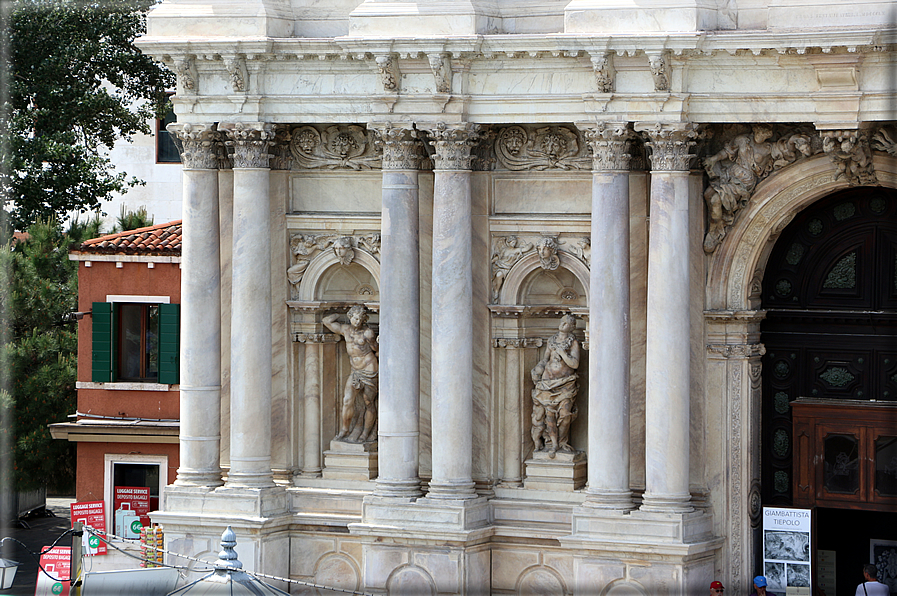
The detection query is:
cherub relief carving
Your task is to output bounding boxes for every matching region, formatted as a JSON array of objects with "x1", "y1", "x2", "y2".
[
  {"x1": 491, "y1": 235, "x2": 534, "y2": 302},
  {"x1": 536, "y1": 236, "x2": 561, "y2": 271},
  {"x1": 495, "y1": 125, "x2": 591, "y2": 171},
  {"x1": 822, "y1": 130, "x2": 877, "y2": 187},
  {"x1": 287, "y1": 233, "x2": 381, "y2": 298},
  {"x1": 289, "y1": 125, "x2": 382, "y2": 170},
  {"x1": 703, "y1": 125, "x2": 816, "y2": 253}
]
